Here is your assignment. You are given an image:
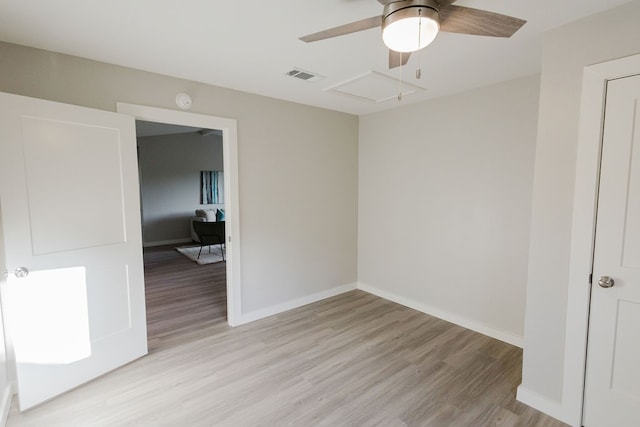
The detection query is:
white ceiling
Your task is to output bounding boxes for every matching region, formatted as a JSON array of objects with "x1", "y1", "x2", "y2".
[{"x1": 0, "y1": 0, "x2": 632, "y2": 116}]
